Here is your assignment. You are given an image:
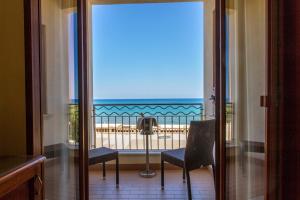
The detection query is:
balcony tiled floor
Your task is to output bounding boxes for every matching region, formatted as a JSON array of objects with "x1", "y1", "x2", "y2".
[
  {"x1": 89, "y1": 168, "x2": 215, "y2": 200},
  {"x1": 44, "y1": 157, "x2": 264, "y2": 199}
]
